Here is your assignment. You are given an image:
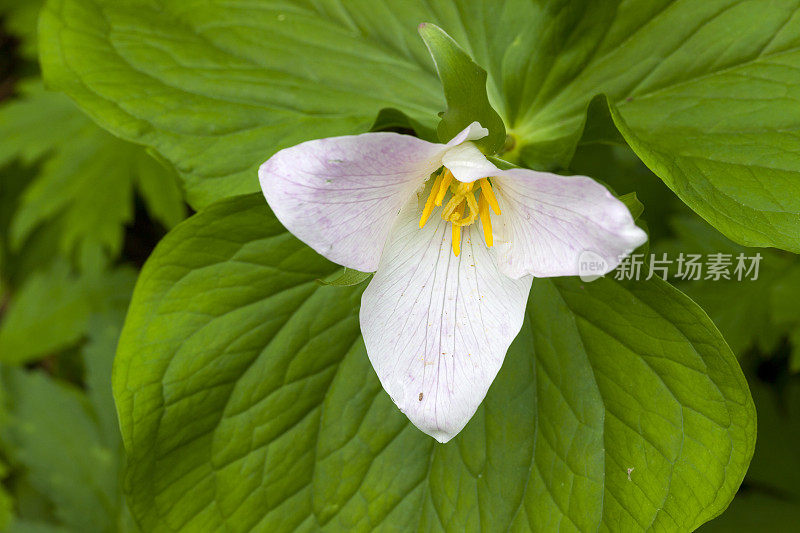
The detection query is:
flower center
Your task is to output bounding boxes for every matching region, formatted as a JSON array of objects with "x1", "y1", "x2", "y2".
[{"x1": 418, "y1": 168, "x2": 501, "y2": 256}]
